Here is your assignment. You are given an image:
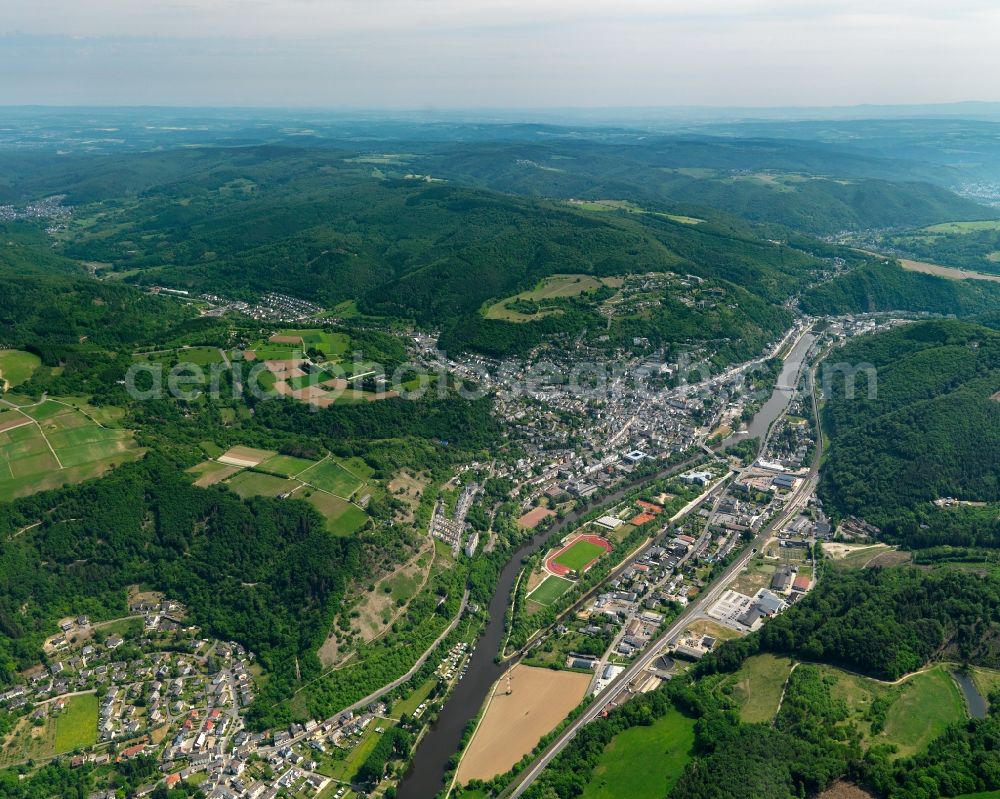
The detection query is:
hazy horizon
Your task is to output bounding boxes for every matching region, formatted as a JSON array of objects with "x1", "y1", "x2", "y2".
[{"x1": 3, "y1": 0, "x2": 1000, "y2": 108}]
